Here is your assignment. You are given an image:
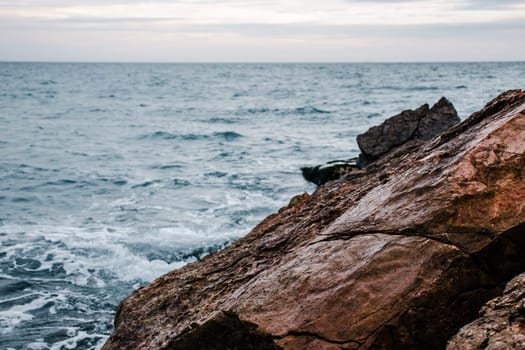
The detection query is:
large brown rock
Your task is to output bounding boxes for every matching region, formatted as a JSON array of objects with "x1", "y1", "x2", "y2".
[
  {"x1": 103, "y1": 90, "x2": 525, "y2": 350},
  {"x1": 447, "y1": 272, "x2": 525, "y2": 350}
]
